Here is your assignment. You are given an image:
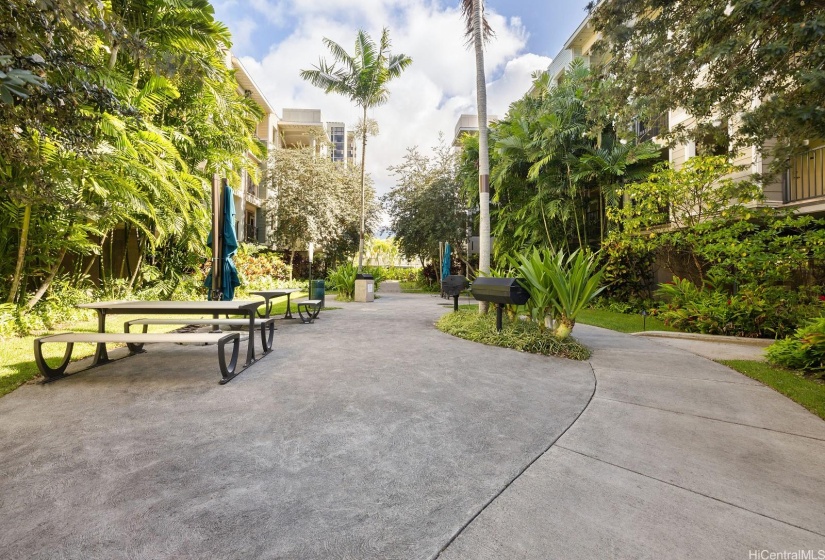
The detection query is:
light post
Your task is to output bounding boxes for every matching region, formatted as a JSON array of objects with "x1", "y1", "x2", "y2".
[{"x1": 308, "y1": 242, "x2": 314, "y2": 297}]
